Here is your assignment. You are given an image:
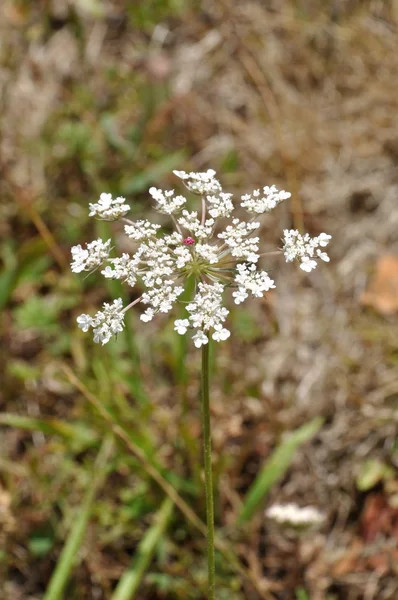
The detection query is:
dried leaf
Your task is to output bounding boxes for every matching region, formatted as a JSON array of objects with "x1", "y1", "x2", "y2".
[
  {"x1": 360, "y1": 493, "x2": 398, "y2": 542},
  {"x1": 361, "y1": 255, "x2": 398, "y2": 315}
]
